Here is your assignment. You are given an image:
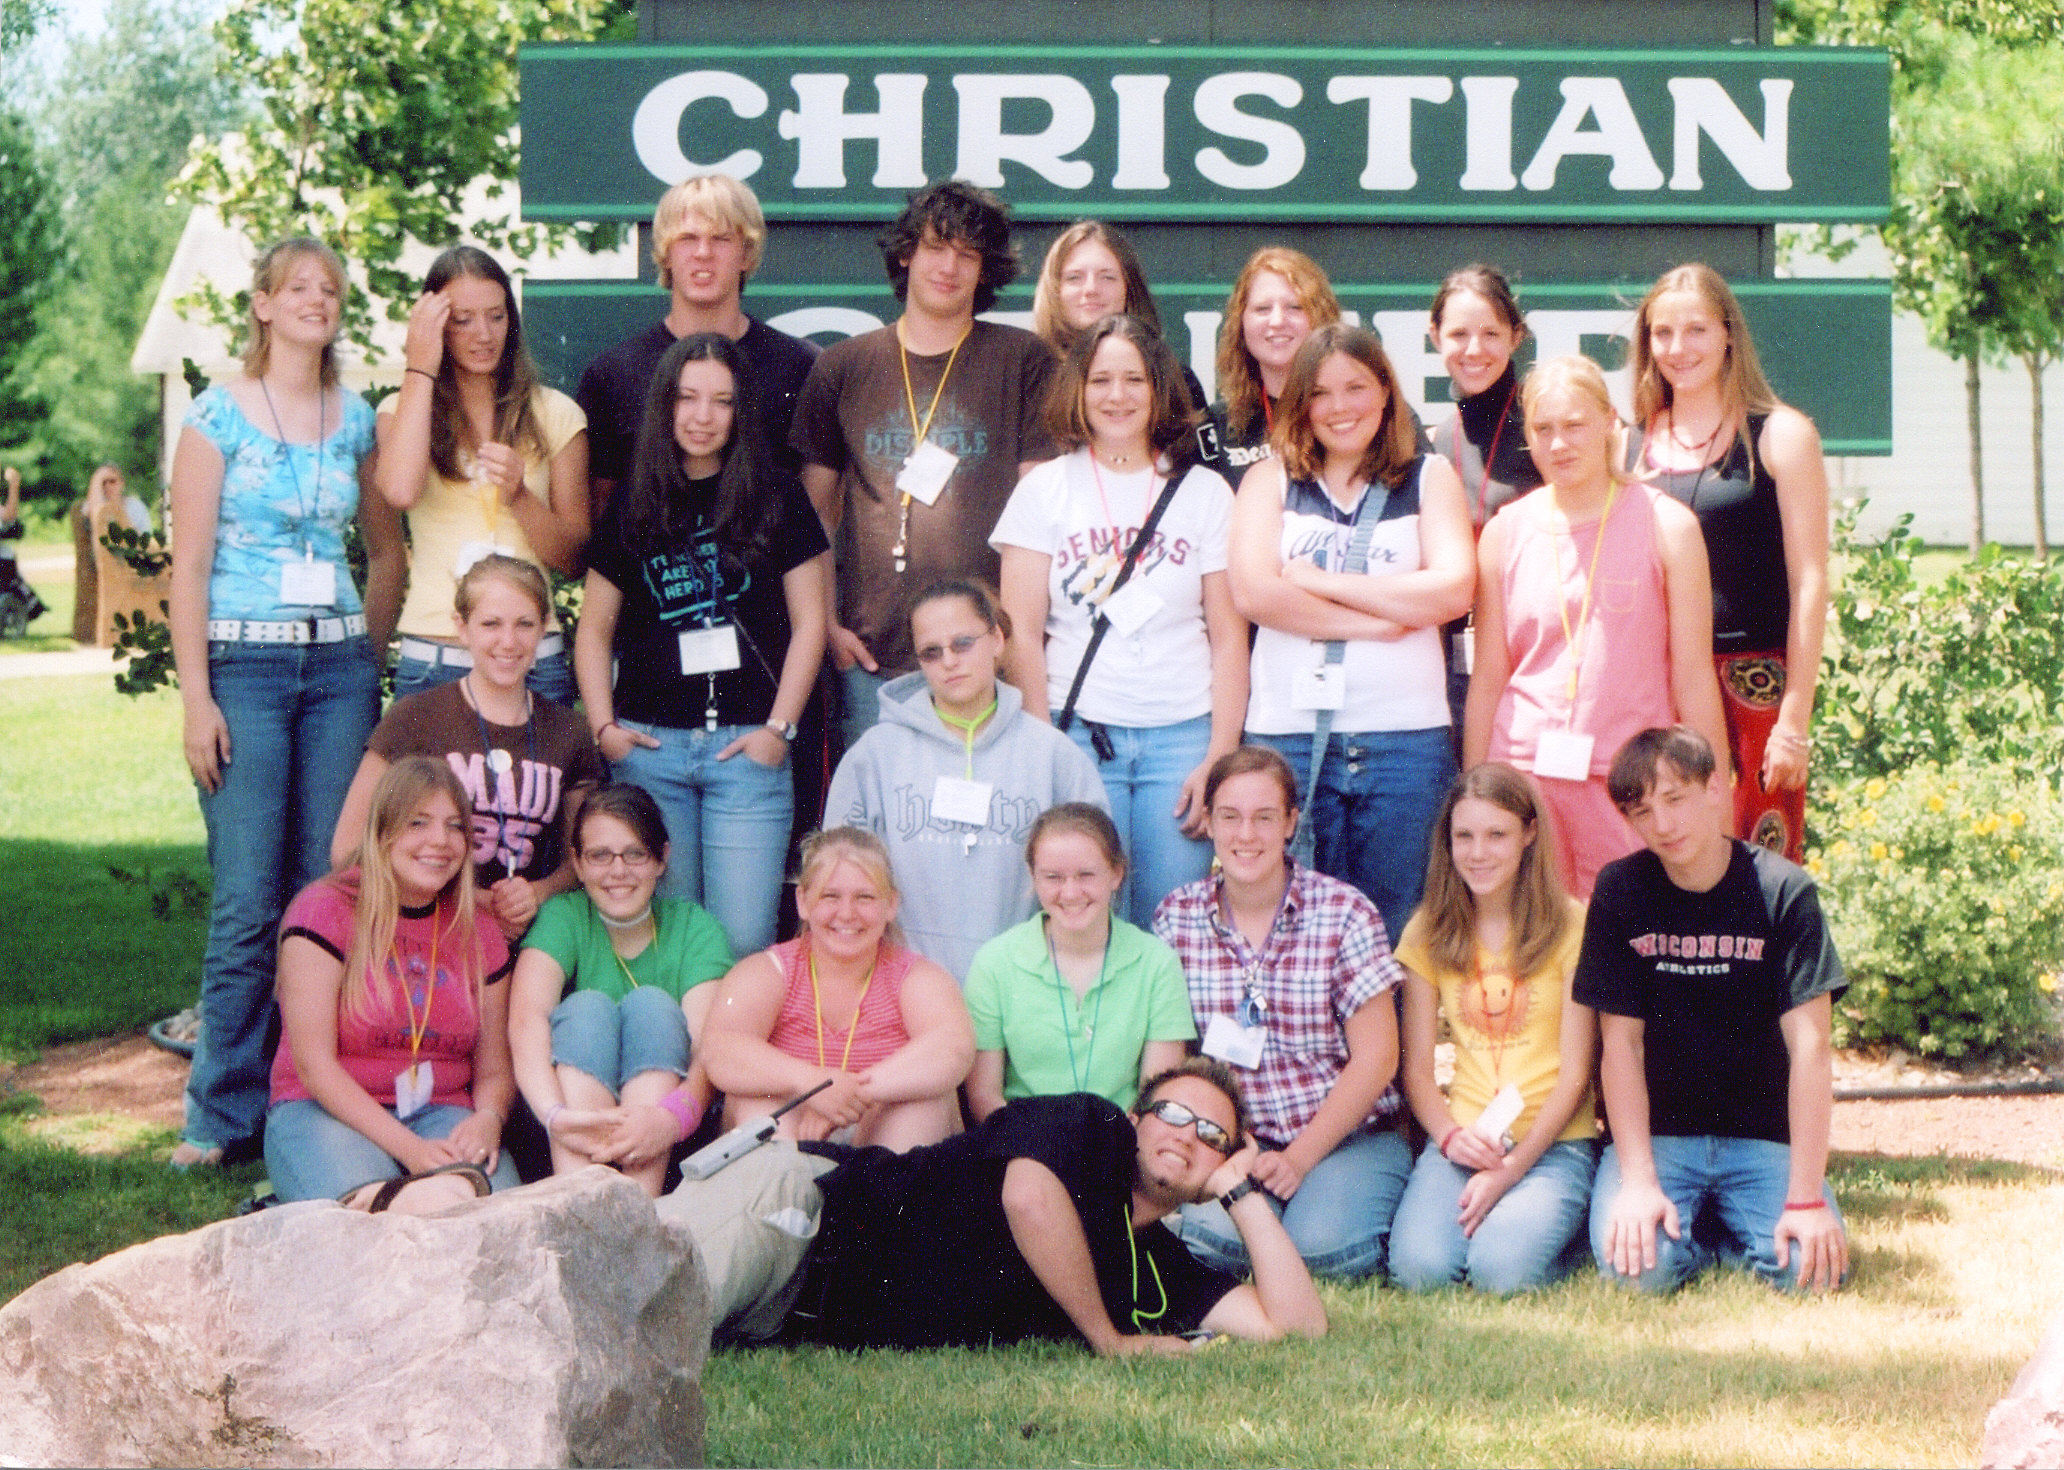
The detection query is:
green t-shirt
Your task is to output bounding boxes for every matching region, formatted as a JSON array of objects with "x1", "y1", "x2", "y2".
[
  {"x1": 522, "y1": 891, "x2": 733, "y2": 1003},
  {"x1": 964, "y1": 915, "x2": 1198, "y2": 1111}
]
